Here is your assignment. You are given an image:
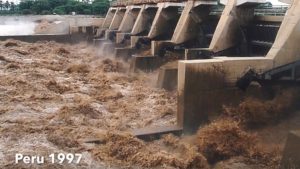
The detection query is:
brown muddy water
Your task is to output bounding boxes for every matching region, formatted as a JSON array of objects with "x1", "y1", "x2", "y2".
[{"x1": 0, "y1": 40, "x2": 299, "y2": 169}]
